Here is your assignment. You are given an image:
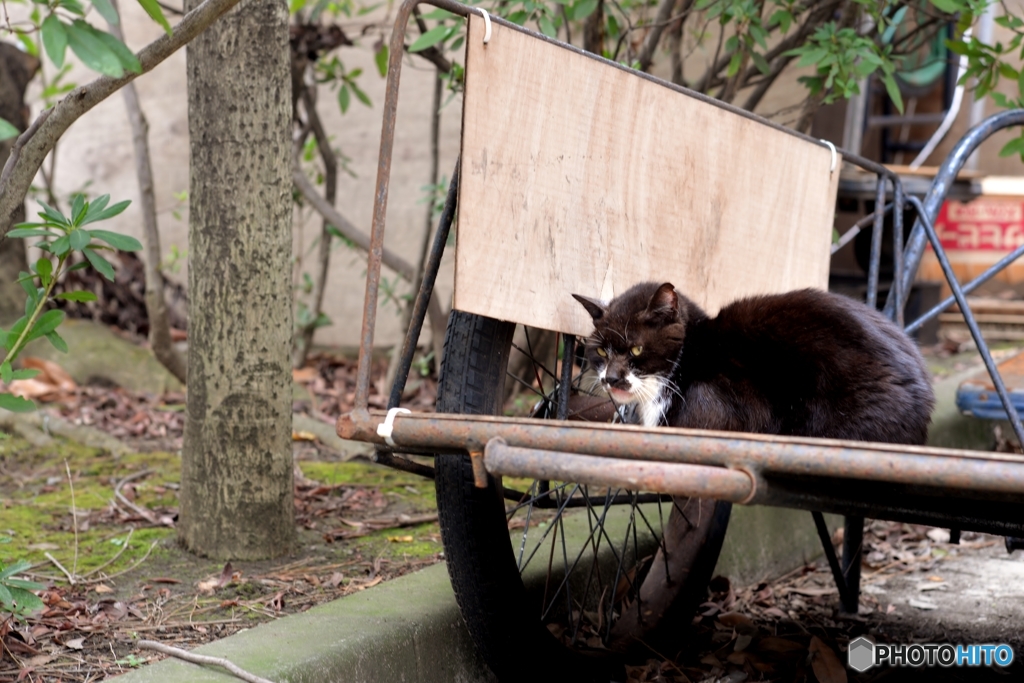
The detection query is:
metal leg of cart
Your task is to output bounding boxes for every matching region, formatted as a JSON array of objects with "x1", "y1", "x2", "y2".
[{"x1": 812, "y1": 512, "x2": 862, "y2": 614}]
